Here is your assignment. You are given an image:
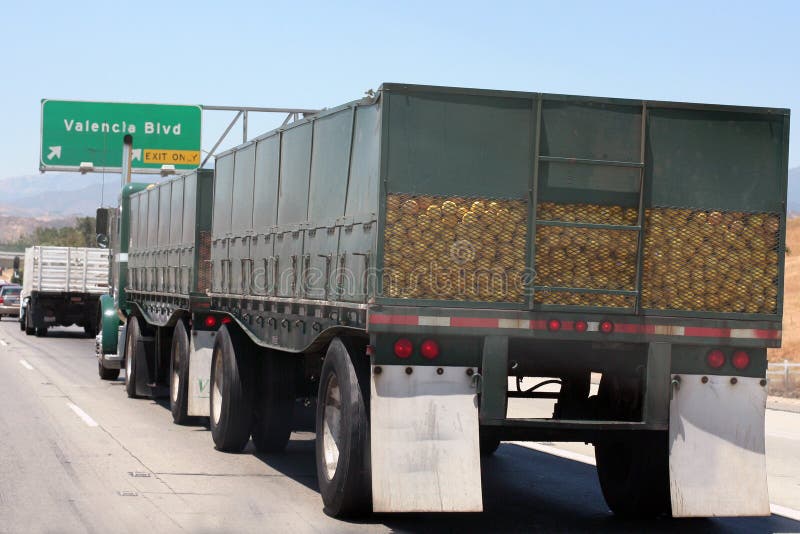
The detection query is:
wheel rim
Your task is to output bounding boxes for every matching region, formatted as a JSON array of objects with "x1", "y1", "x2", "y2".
[
  {"x1": 171, "y1": 349, "x2": 180, "y2": 404},
  {"x1": 125, "y1": 330, "x2": 133, "y2": 383},
  {"x1": 322, "y1": 373, "x2": 342, "y2": 481},
  {"x1": 212, "y1": 348, "x2": 223, "y2": 426}
]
